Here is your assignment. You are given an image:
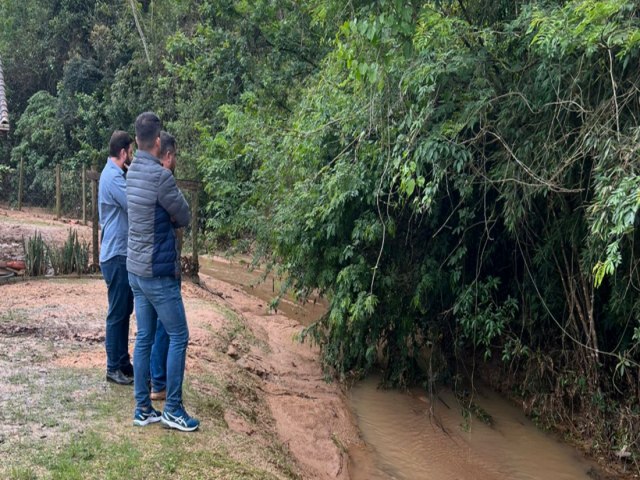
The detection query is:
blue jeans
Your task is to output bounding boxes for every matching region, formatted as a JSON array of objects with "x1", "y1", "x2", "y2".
[
  {"x1": 101, "y1": 256, "x2": 133, "y2": 372},
  {"x1": 150, "y1": 320, "x2": 169, "y2": 392},
  {"x1": 129, "y1": 273, "x2": 189, "y2": 412},
  {"x1": 150, "y1": 277, "x2": 182, "y2": 392}
]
